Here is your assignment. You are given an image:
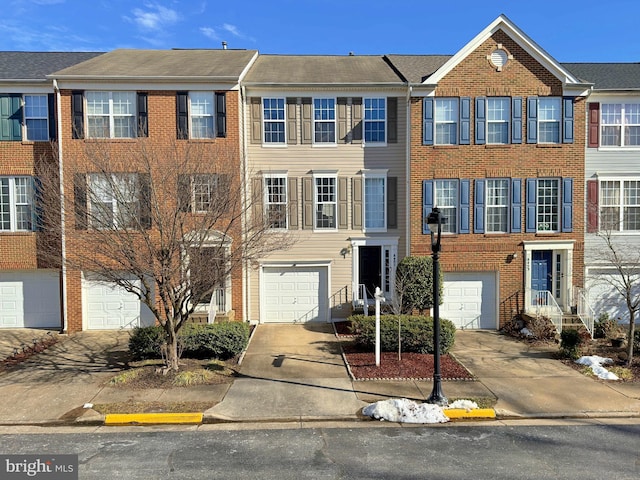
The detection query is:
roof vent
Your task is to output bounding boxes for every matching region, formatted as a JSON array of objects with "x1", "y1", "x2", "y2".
[{"x1": 222, "y1": 41, "x2": 228, "y2": 50}]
